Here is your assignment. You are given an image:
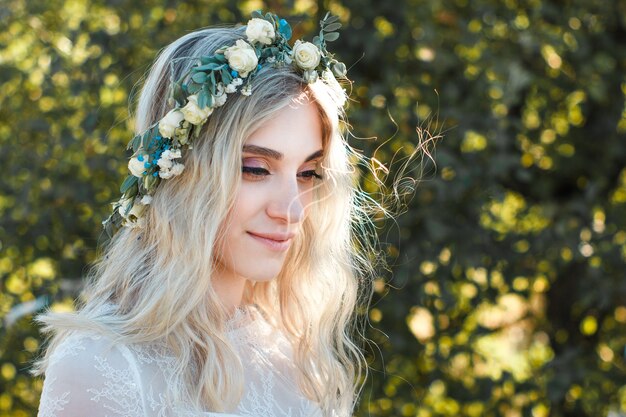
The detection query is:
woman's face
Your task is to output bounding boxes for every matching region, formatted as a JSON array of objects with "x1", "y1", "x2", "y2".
[{"x1": 215, "y1": 99, "x2": 324, "y2": 285}]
